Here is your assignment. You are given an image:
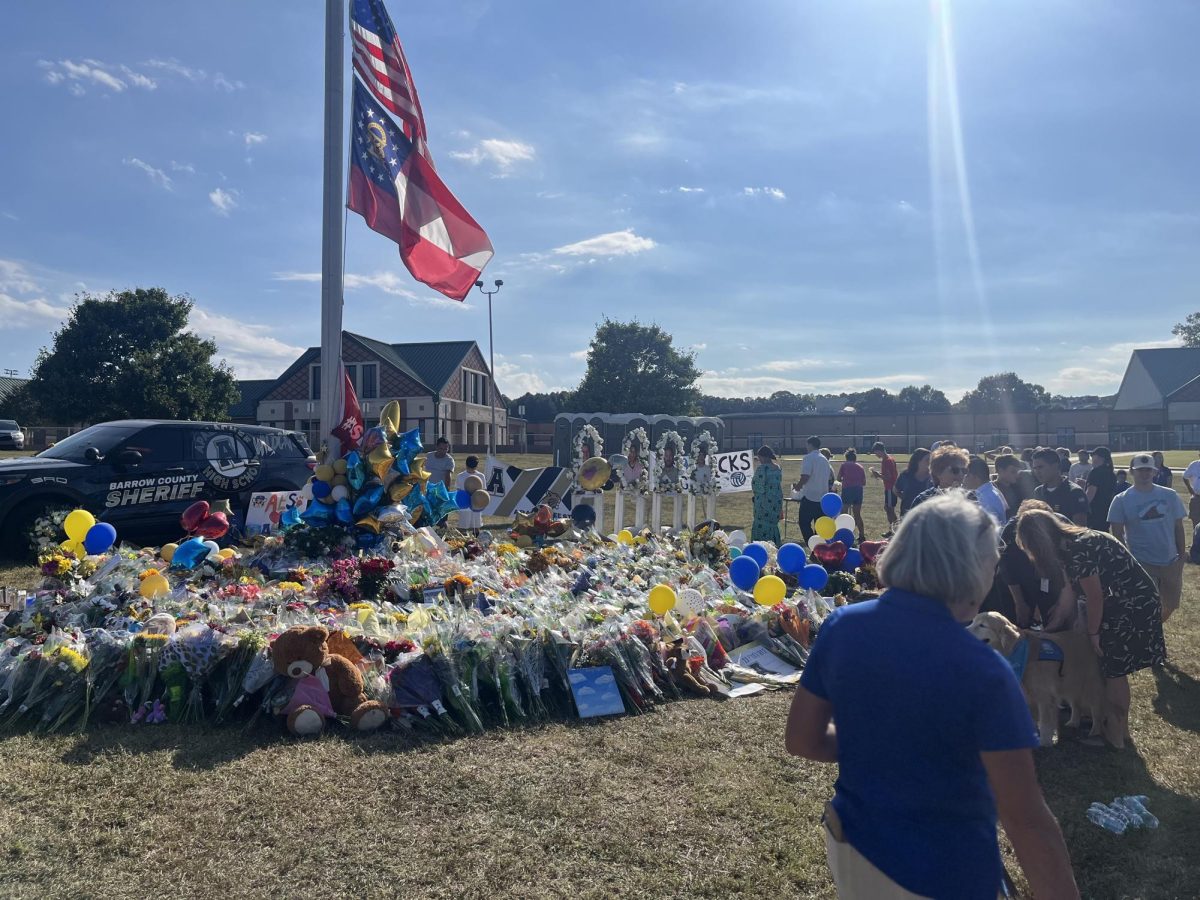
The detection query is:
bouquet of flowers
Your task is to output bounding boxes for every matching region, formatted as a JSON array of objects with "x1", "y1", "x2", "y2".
[
  {"x1": 159, "y1": 624, "x2": 238, "y2": 723},
  {"x1": 212, "y1": 630, "x2": 268, "y2": 722},
  {"x1": 358, "y1": 557, "x2": 396, "y2": 600},
  {"x1": 121, "y1": 633, "x2": 169, "y2": 718},
  {"x1": 81, "y1": 629, "x2": 131, "y2": 729},
  {"x1": 505, "y1": 630, "x2": 548, "y2": 721},
  {"x1": 37, "y1": 643, "x2": 91, "y2": 733},
  {"x1": 423, "y1": 632, "x2": 483, "y2": 734}
]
